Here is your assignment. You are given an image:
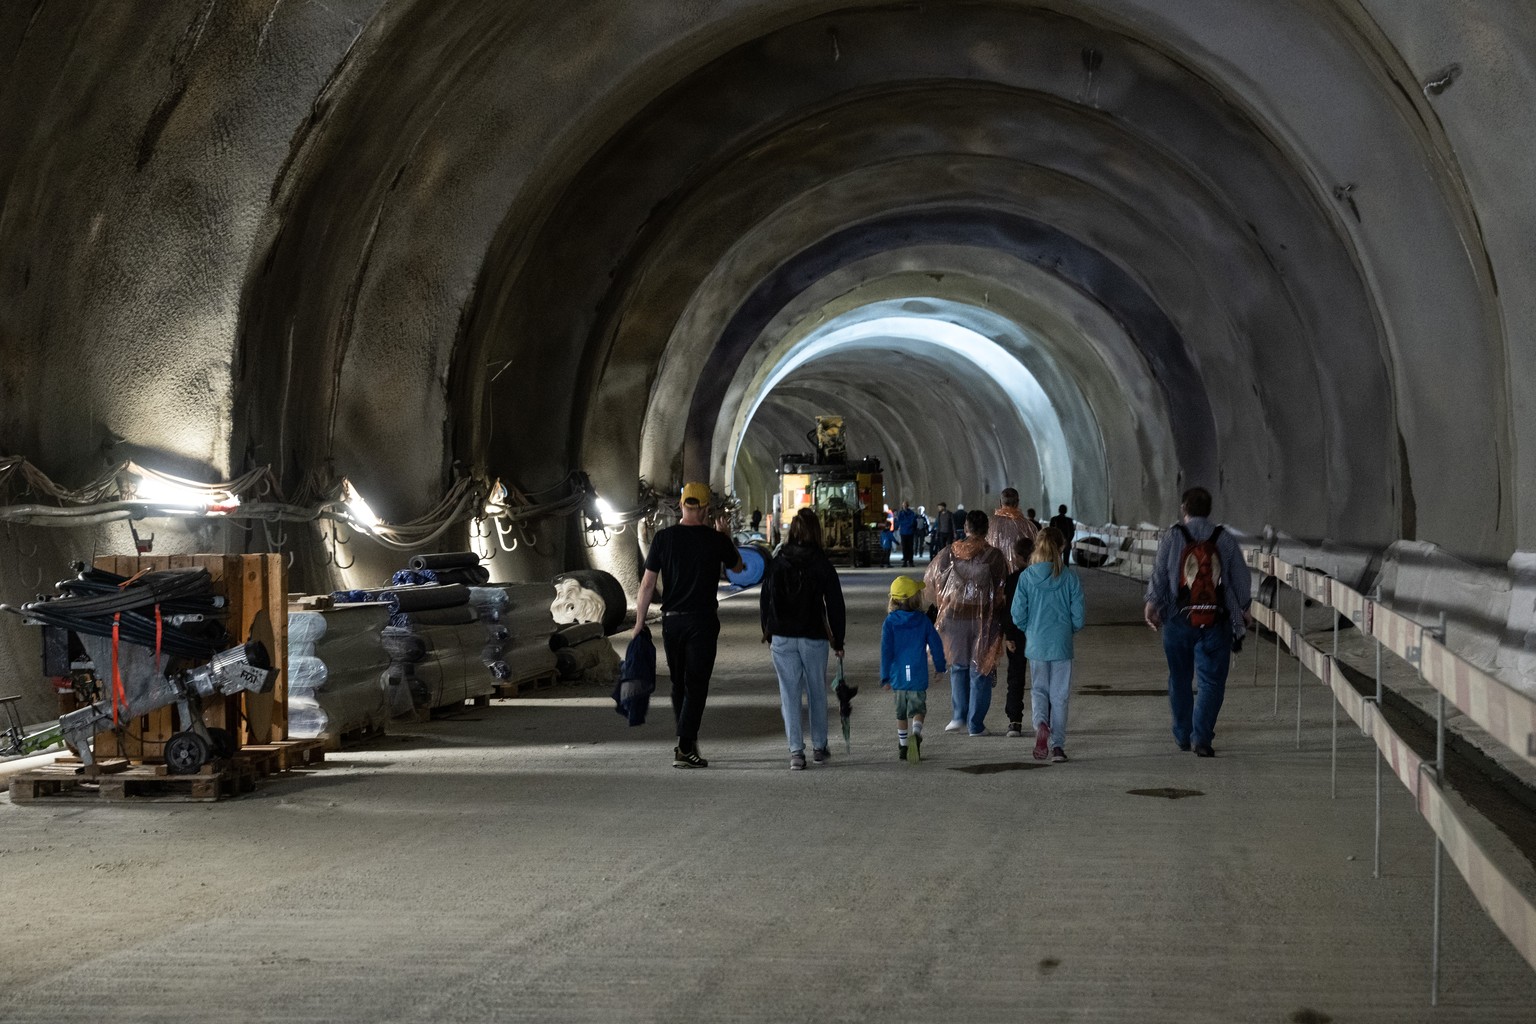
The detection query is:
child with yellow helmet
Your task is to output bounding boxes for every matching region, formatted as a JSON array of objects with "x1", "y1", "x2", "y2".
[{"x1": 881, "y1": 575, "x2": 947, "y2": 761}]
